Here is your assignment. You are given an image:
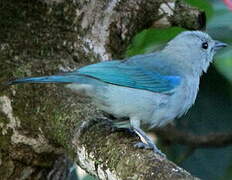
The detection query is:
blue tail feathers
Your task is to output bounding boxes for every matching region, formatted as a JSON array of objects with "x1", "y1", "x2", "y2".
[{"x1": 8, "y1": 75, "x2": 82, "y2": 85}]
